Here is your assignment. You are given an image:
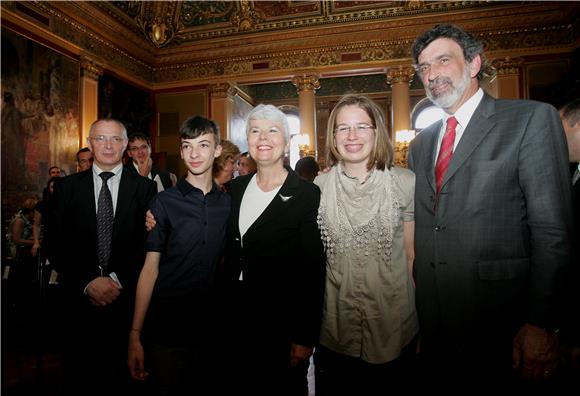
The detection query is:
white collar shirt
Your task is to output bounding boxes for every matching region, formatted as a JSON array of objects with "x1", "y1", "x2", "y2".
[
  {"x1": 92, "y1": 163, "x2": 123, "y2": 215},
  {"x1": 435, "y1": 88, "x2": 484, "y2": 159}
]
